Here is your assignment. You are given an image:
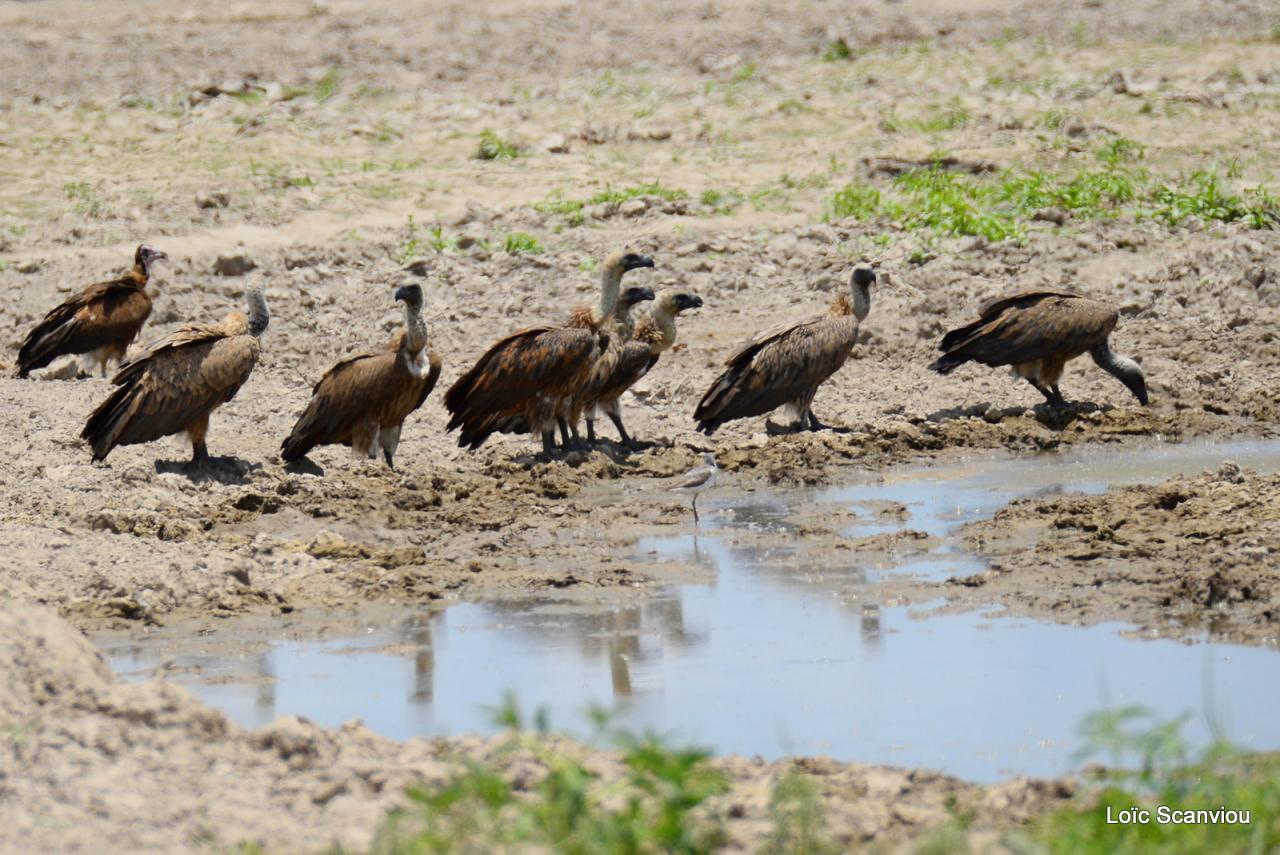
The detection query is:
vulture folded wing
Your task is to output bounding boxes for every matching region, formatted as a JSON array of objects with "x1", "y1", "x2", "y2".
[
  {"x1": 942, "y1": 294, "x2": 1117, "y2": 367},
  {"x1": 84, "y1": 324, "x2": 259, "y2": 459},
  {"x1": 596, "y1": 341, "x2": 659, "y2": 405},
  {"x1": 281, "y1": 350, "x2": 398, "y2": 459},
  {"x1": 18, "y1": 282, "x2": 150, "y2": 375},
  {"x1": 445, "y1": 326, "x2": 593, "y2": 428}
]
